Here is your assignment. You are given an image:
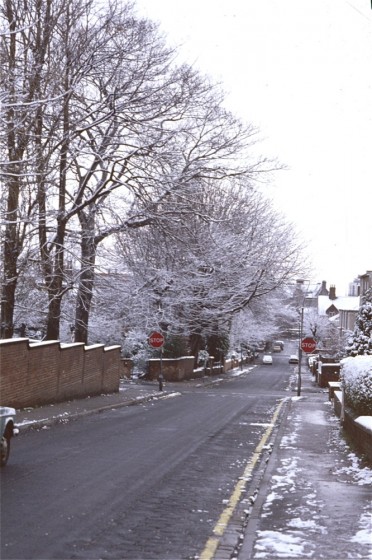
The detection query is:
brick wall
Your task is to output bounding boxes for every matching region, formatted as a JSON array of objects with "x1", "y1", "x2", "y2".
[
  {"x1": 103, "y1": 346, "x2": 122, "y2": 392},
  {"x1": 0, "y1": 338, "x2": 121, "y2": 409},
  {"x1": 83, "y1": 344, "x2": 105, "y2": 395},
  {"x1": 0, "y1": 338, "x2": 29, "y2": 407},
  {"x1": 333, "y1": 392, "x2": 372, "y2": 462},
  {"x1": 121, "y1": 359, "x2": 133, "y2": 378},
  {"x1": 58, "y1": 343, "x2": 86, "y2": 401},
  {"x1": 148, "y1": 356, "x2": 195, "y2": 381}
]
